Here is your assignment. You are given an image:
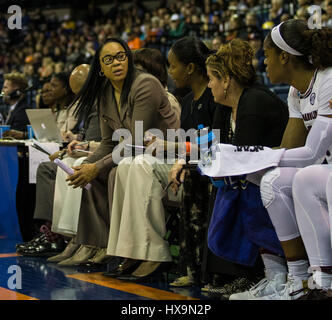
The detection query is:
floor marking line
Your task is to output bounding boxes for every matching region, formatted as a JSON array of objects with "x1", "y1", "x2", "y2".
[
  {"x1": 0, "y1": 253, "x2": 19, "y2": 258},
  {"x1": 67, "y1": 272, "x2": 198, "y2": 300},
  {"x1": 0, "y1": 287, "x2": 38, "y2": 300}
]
